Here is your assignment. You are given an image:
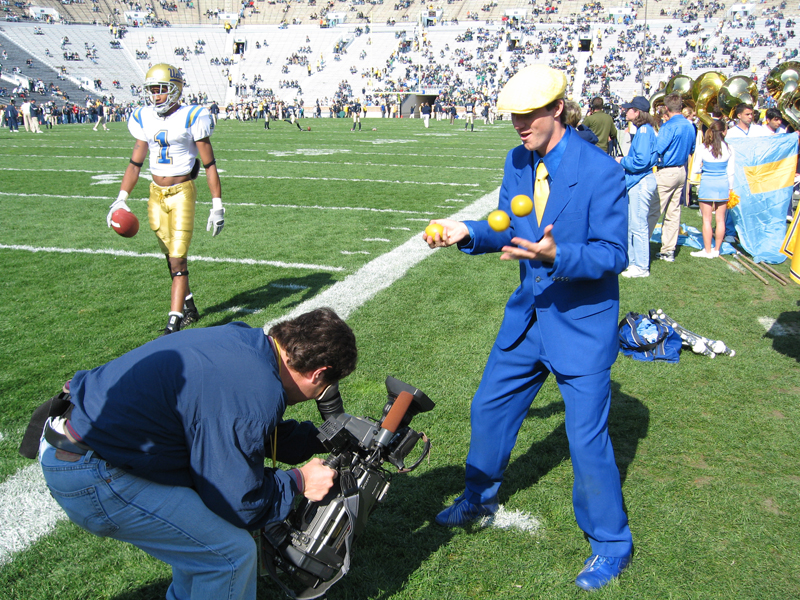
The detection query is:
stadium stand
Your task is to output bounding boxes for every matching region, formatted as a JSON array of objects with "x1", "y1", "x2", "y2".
[{"x1": 1, "y1": 0, "x2": 797, "y2": 118}]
